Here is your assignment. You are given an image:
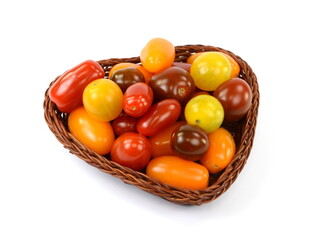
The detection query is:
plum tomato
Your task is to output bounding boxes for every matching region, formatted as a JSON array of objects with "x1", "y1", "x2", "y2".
[
  {"x1": 190, "y1": 52, "x2": 232, "y2": 91},
  {"x1": 83, "y1": 79, "x2": 123, "y2": 122},
  {"x1": 140, "y1": 38, "x2": 175, "y2": 73},
  {"x1": 146, "y1": 156, "x2": 209, "y2": 190},
  {"x1": 149, "y1": 121, "x2": 185, "y2": 158},
  {"x1": 111, "y1": 132, "x2": 151, "y2": 171},
  {"x1": 149, "y1": 67, "x2": 195, "y2": 104},
  {"x1": 171, "y1": 124, "x2": 209, "y2": 161},
  {"x1": 213, "y1": 78, "x2": 252, "y2": 122},
  {"x1": 49, "y1": 60, "x2": 105, "y2": 113},
  {"x1": 123, "y1": 83, "x2": 153, "y2": 117},
  {"x1": 200, "y1": 128, "x2": 236, "y2": 174},
  {"x1": 137, "y1": 99, "x2": 181, "y2": 136},
  {"x1": 110, "y1": 67, "x2": 145, "y2": 92},
  {"x1": 68, "y1": 106, "x2": 115, "y2": 155},
  {"x1": 111, "y1": 112, "x2": 138, "y2": 136},
  {"x1": 185, "y1": 95, "x2": 224, "y2": 133},
  {"x1": 172, "y1": 62, "x2": 191, "y2": 72}
]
